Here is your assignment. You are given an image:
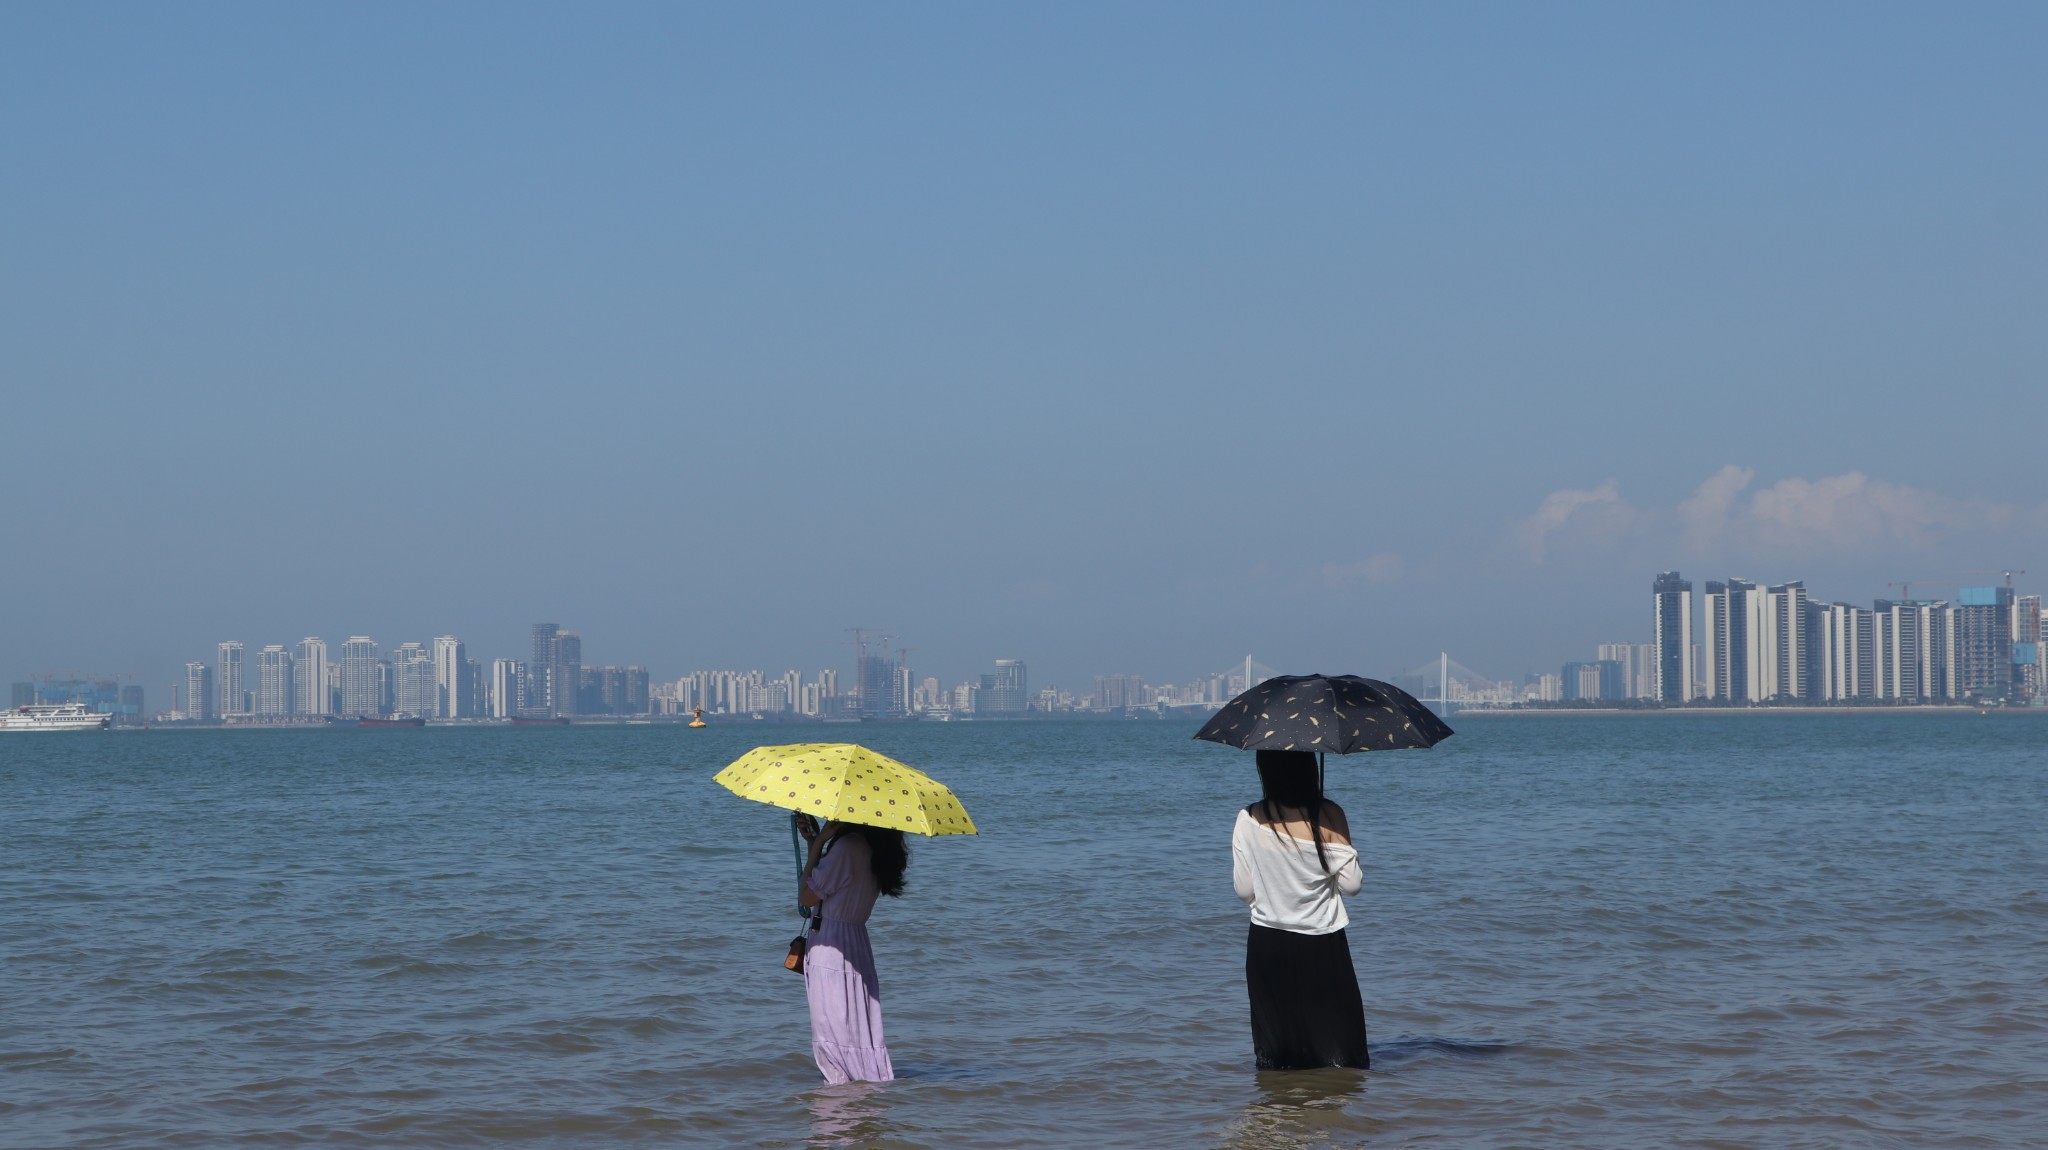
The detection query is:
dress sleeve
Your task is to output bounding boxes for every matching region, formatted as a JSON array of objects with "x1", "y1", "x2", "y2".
[
  {"x1": 1231, "y1": 811, "x2": 1255, "y2": 904},
  {"x1": 1333, "y1": 849, "x2": 1362, "y2": 897},
  {"x1": 807, "y1": 839, "x2": 851, "y2": 900}
]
